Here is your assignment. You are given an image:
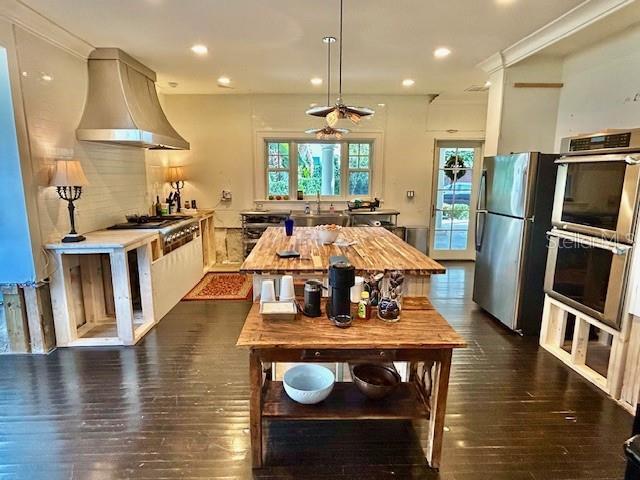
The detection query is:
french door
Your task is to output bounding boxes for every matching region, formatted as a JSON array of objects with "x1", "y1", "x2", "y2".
[{"x1": 429, "y1": 141, "x2": 483, "y2": 260}]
